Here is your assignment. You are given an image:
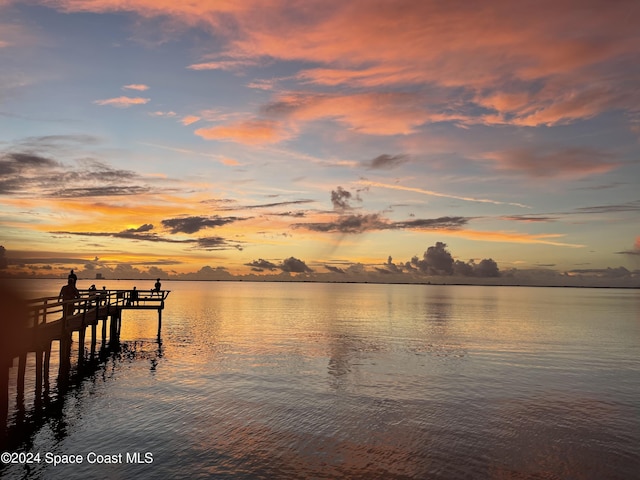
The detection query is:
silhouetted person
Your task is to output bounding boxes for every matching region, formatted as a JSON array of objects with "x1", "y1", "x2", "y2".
[
  {"x1": 152, "y1": 278, "x2": 161, "y2": 296},
  {"x1": 68, "y1": 269, "x2": 77, "y2": 286},
  {"x1": 58, "y1": 277, "x2": 80, "y2": 319},
  {"x1": 130, "y1": 286, "x2": 139, "y2": 306},
  {"x1": 88, "y1": 284, "x2": 97, "y2": 306}
]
